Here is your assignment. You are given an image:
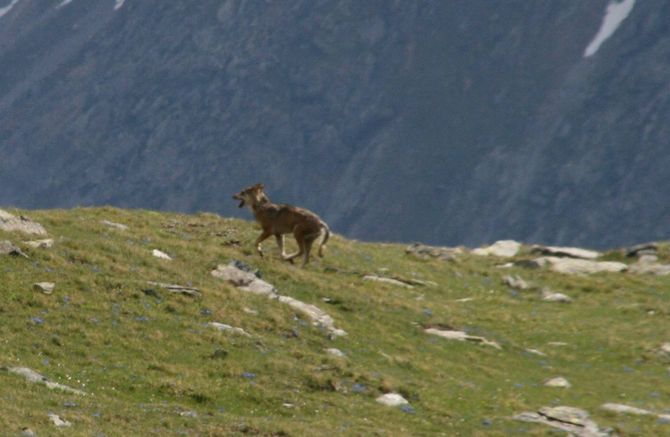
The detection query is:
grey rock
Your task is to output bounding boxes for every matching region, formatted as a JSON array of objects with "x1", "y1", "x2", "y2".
[
  {"x1": 151, "y1": 249, "x2": 172, "y2": 260},
  {"x1": 145, "y1": 281, "x2": 201, "y2": 297},
  {"x1": 532, "y1": 257, "x2": 627, "y2": 275},
  {"x1": 628, "y1": 255, "x2": 670, "y2": 276},
  {"x1": 601, "y1": 403, "x2": 653, "y2": 416},
  {"x1": 544, "y1": 376, "x2": 571, "y2": 388},
  {"x1": 472, "y1": 240, "x2": 521, "y2": 257},
  {"x1": 0, "y1": 240, "x2": 28, "y2": 258},
  {"x1": 541, "y1": 288, "x2": 573, "y2": 303},
  {"x1": 48, "y1": 413, "x2": 71, "y2": 427},
  {"x1": 530, "y1": 245, "x2": 600, "y2": 260},
  {"x1": 514, "y1": 406, "x2": 608, "y2": 436},
  {"x1": 326, "y1": 348, "x2": 346, "y2": 358},
  {"x1": 425, "y1": 327, "x2": 501, "y2": 350},
  {"x1": 405, "y1": 243, "x2": 462, "y2": 261},
  {"x1": 503, "y1": 275, "x2": 530, "y2": 290},
  {"x1": 2, "y1": 367, "x2": 86, "y2": 395},
  {"x1": 100, "y1": 220, "x2": 128, "y2": 230},
  {"x1": 23, "y1": 238, "x2": 54, "y2": 249},
  {"x1": 212, "y1": 263, "x2": 346, "y2": 338},
  {"x1": 33, "y1": 282, "x2": 55, "y2": 294},
  {"x1": 376, "y1": 393, "x2": 409, "y2": 407},
  {"x1": 0, "y1": 210, "x2": 47, "y2": 236},
  {"x1": 625, "y1": 243, "x2": 658, "y2": 258},
  {"x1": 363, "y1": 275, "x2": 414, "y2": 289},
  {"x1": 208, "y1": 322, "x2": 250, "y2": 337}
]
